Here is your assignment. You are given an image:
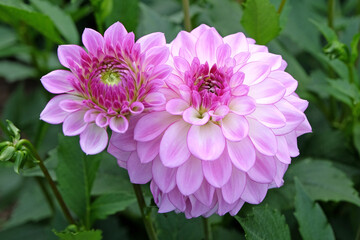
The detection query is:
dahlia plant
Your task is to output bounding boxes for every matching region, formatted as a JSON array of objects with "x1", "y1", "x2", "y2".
[
  {"x1": 40, "y1": 22, "x2": 171, "y2": 154},
  {"x1": 109, "y1": 24, "x2": 311, "y2": 218}
]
